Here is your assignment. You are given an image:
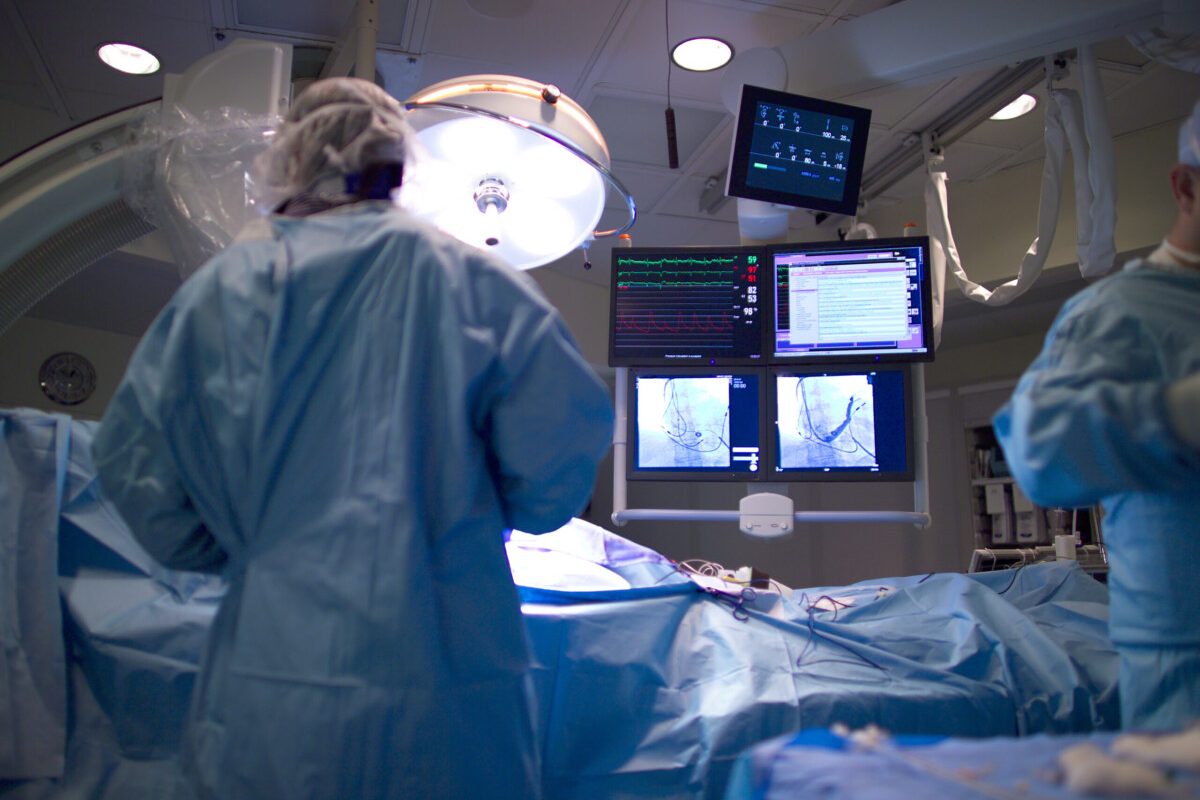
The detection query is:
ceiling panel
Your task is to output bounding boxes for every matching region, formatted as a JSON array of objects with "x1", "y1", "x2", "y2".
[
  {"x1": 234, "y1": 0, "x2": 413, "y2": 46},
  {"x1": 591, "y1": 95, "x2": 726, "y2": 169},
  {"x1": 605, "y1": 166, "x2": 674, "y2": 214},
  {"x1": 423, "y1": 0, "x2": 626, "y2": 91},
  {"x1": 654, "y1": 174, "x2": 741, "y2": 223},
  {"x1": 0, "y1": 98, "x2": 65, "y2": 163},
  {"x1": 593, "y1": 0, "x2": 820, "y2": 98},
  {"x1": 15, "y1": 4, "x2": 213, "y2": 101},
  {"x1": 838, "y1": 79, "x2": 950, "y2": 129}
]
